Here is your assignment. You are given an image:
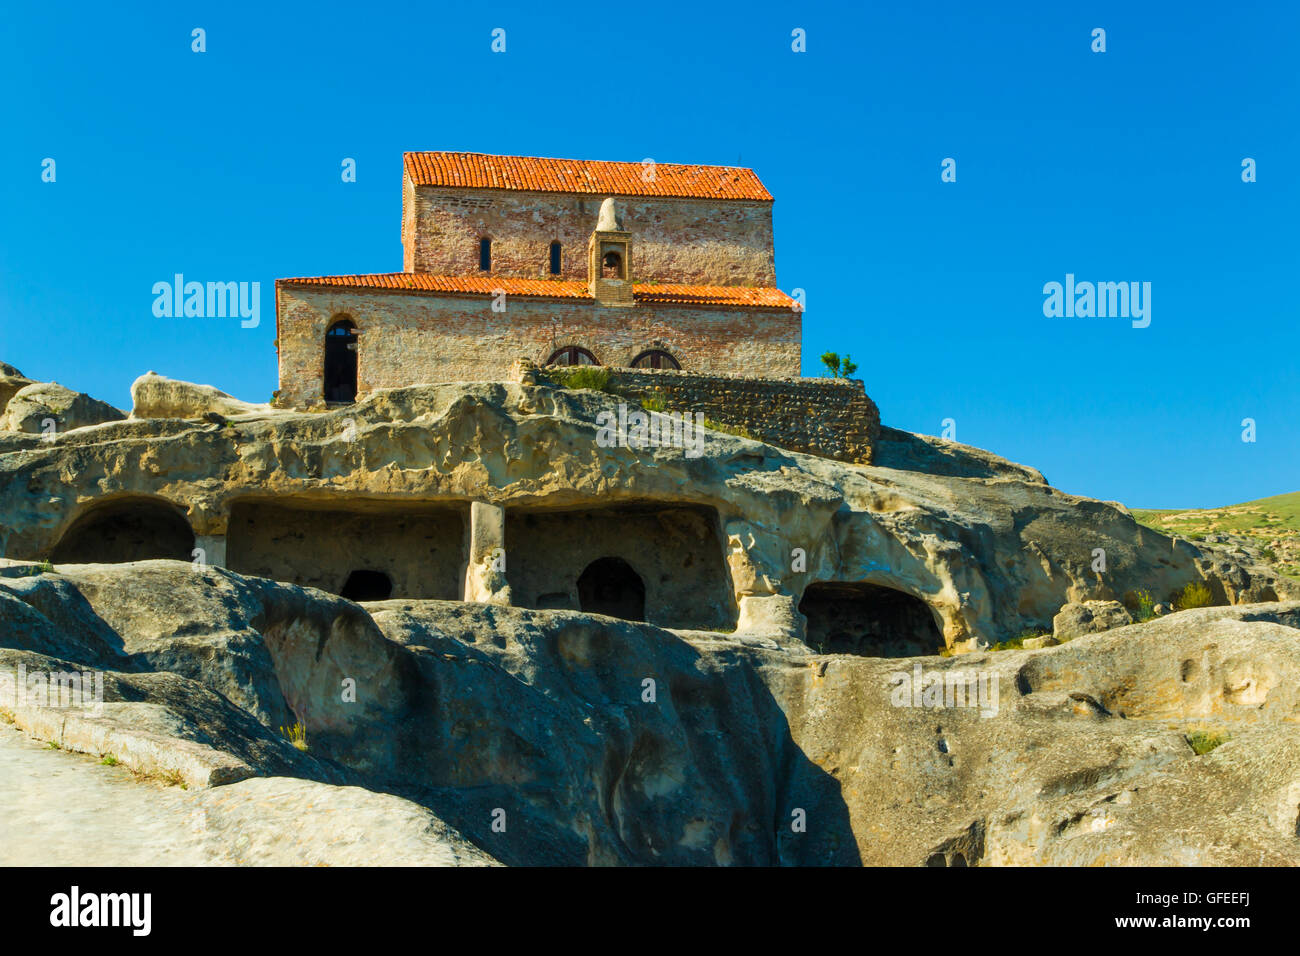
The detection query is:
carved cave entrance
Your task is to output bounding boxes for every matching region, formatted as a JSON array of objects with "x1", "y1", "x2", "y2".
[
  {"x1": 340, "y1": 569, "x2": 394, "y2": 602},
  {"x1": 577, "y1": 557, "x2": 646, "y2": 621},
  {"x1": 51, "y1": 498, "x2": 195, "y2": 564},
  {"x1": 798, "y1": 582, "x2": 944, "y2": 657}
]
